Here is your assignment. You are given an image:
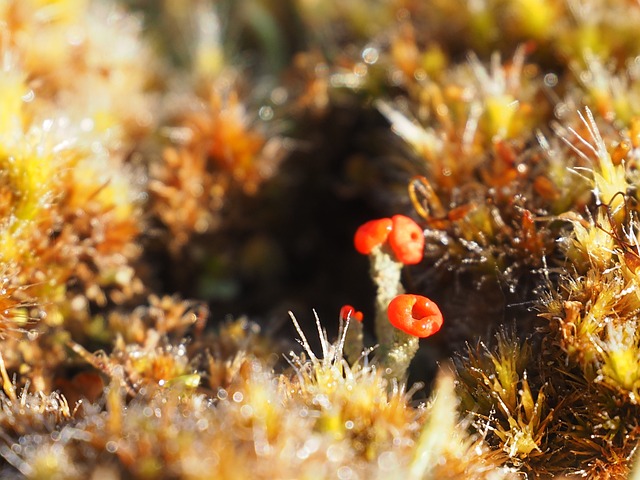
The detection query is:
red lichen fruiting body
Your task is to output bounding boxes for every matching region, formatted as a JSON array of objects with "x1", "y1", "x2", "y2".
[
  {"x1": 354, "y1": 218, "x2": 393, "y2": 254},
  {"x1": 340, "y1": 304, "x2": 363, "y2": 323},
  {"x1": 387, "y1": 294, "x2": 443, "y2": 338},
  {"x1": 388, "y1": 215, "x2": 424, "y2": 265}
]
